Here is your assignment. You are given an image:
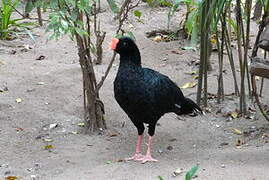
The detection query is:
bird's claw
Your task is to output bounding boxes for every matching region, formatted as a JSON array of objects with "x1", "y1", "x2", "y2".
[
  {"x1": 140, "y1": 155, "x2": 158, "y2": 164},
  {"x1": 125, "y1": 153, "x2": 144, "y2": 161}
]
